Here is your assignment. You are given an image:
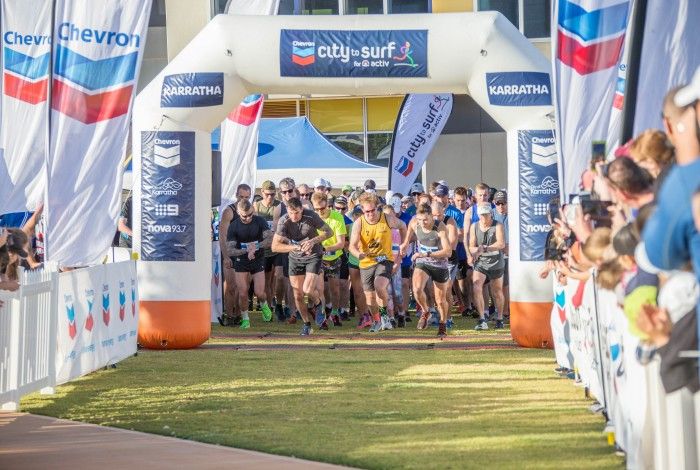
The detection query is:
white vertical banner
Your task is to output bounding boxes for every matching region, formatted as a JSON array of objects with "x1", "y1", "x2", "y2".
[
  {"x1": 632, "y1": 0, "x2": 700, "y2": 134},
  {"x1": 224, "y1": 0, "x2": 280, "y2": 15},
  {"x1": 219, "y1": 93, "x2": 263, "y2": 207},
  {"x1": 388, "y1": 93, "x2": 452, "y2": 195},
  {"x1": 56, "y1": 261, "x2": 138, "y2": 385},
  {"x1": 0, "y1": 0, "x2": 51, "y2": 214},
  {"x1": 46, "y1": 0, "x2": 151, "y2": 266},
  {"x1": 552, "y1": 0, "x2": 632, "y2": 199}
]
